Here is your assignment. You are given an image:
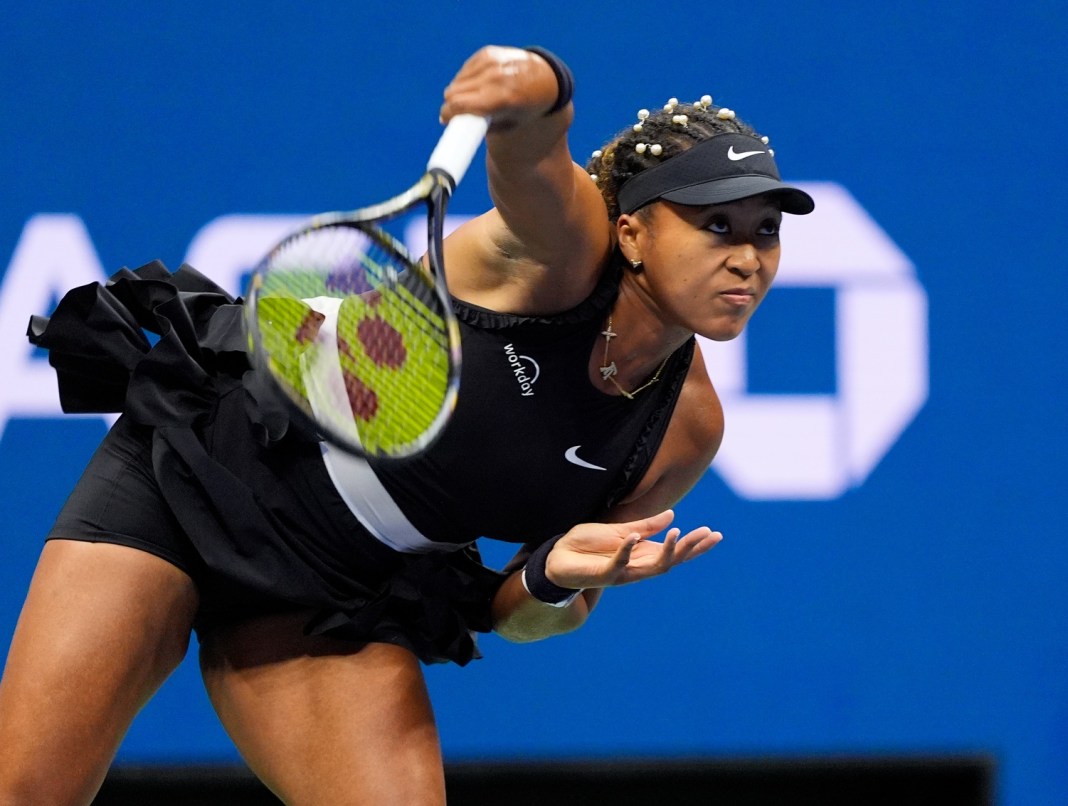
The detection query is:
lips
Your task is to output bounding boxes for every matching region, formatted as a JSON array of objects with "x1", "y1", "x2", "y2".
[{"x1": 719, "y1": 287, "x2": 756, "y2": 306}]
